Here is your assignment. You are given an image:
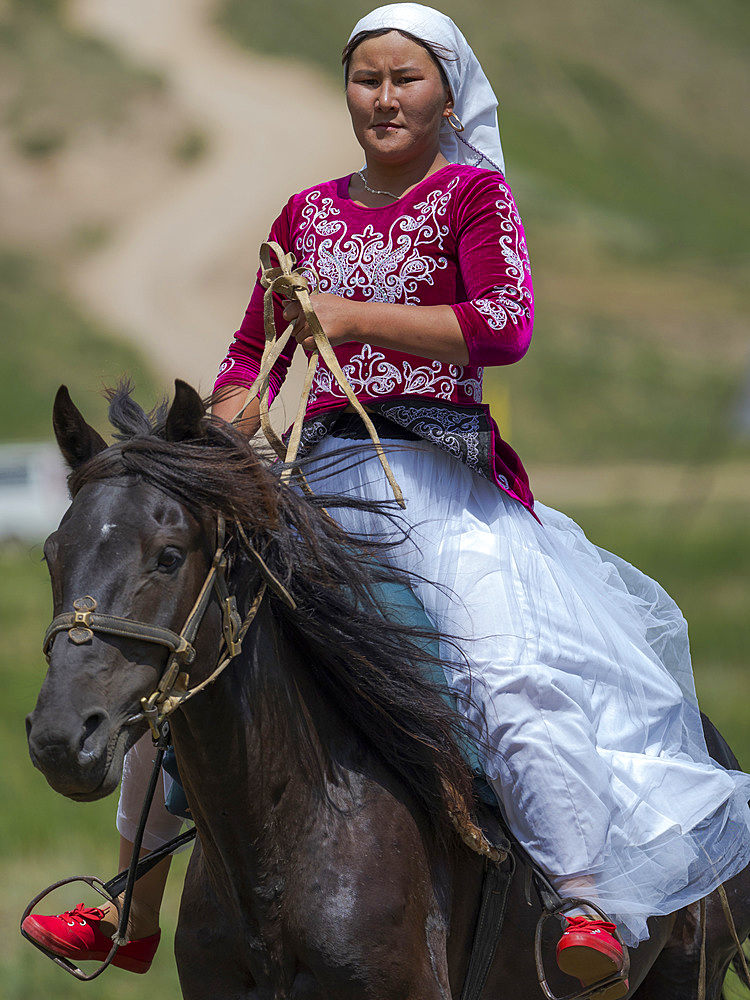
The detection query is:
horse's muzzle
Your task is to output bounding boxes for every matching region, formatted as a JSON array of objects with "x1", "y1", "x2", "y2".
[{"x1": 25, "y1": 706, "x2": 121, "y2": 800}]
